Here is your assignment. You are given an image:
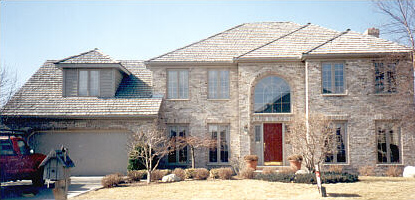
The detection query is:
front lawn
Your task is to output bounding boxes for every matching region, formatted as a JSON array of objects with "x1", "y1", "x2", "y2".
[{"x1": 74, "y1": 176, "x2": 415, "y2": 200}]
